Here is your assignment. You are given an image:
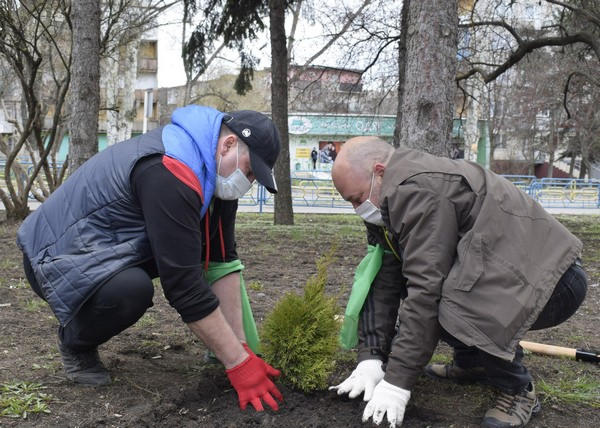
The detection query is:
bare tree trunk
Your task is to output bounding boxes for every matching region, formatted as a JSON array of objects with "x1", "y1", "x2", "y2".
[
  {"x1": 68, "y1": 0, "x2": 100, "y2": 173},
  {"x1": 397, "y1": 0, "x2": 458, "y2": 156},
  {"x1": 118, "y1": 40, "x2": 139, "y2": 141},
  {"x1": 569, "y1": 130, "x2": 579, "y2": 177},
  {"x1": 569, "y1": 156, "x2": 575, "y2": 176},
  {"x1": 547, "y1": 150, "x2": 555, "y2": 178},
  {"x1": 270, "y1": 0, "x2": 293, "y2": 225},
  {"x1": 103, "y1": 51, "x2": 120, "y2": 145},
  {"x1": 392, "y1": 0, "x2": 410, "y2": 148},
  {"x1": 579, "y1": 162, "x2": 587, "y2": 179}
]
